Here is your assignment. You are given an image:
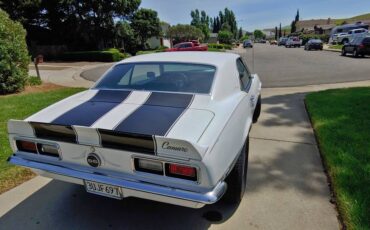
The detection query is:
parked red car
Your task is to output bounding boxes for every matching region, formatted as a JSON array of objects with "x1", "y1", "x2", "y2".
[{"x1": 166, "y1": 42, "x2": 208, "y2": 52}]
